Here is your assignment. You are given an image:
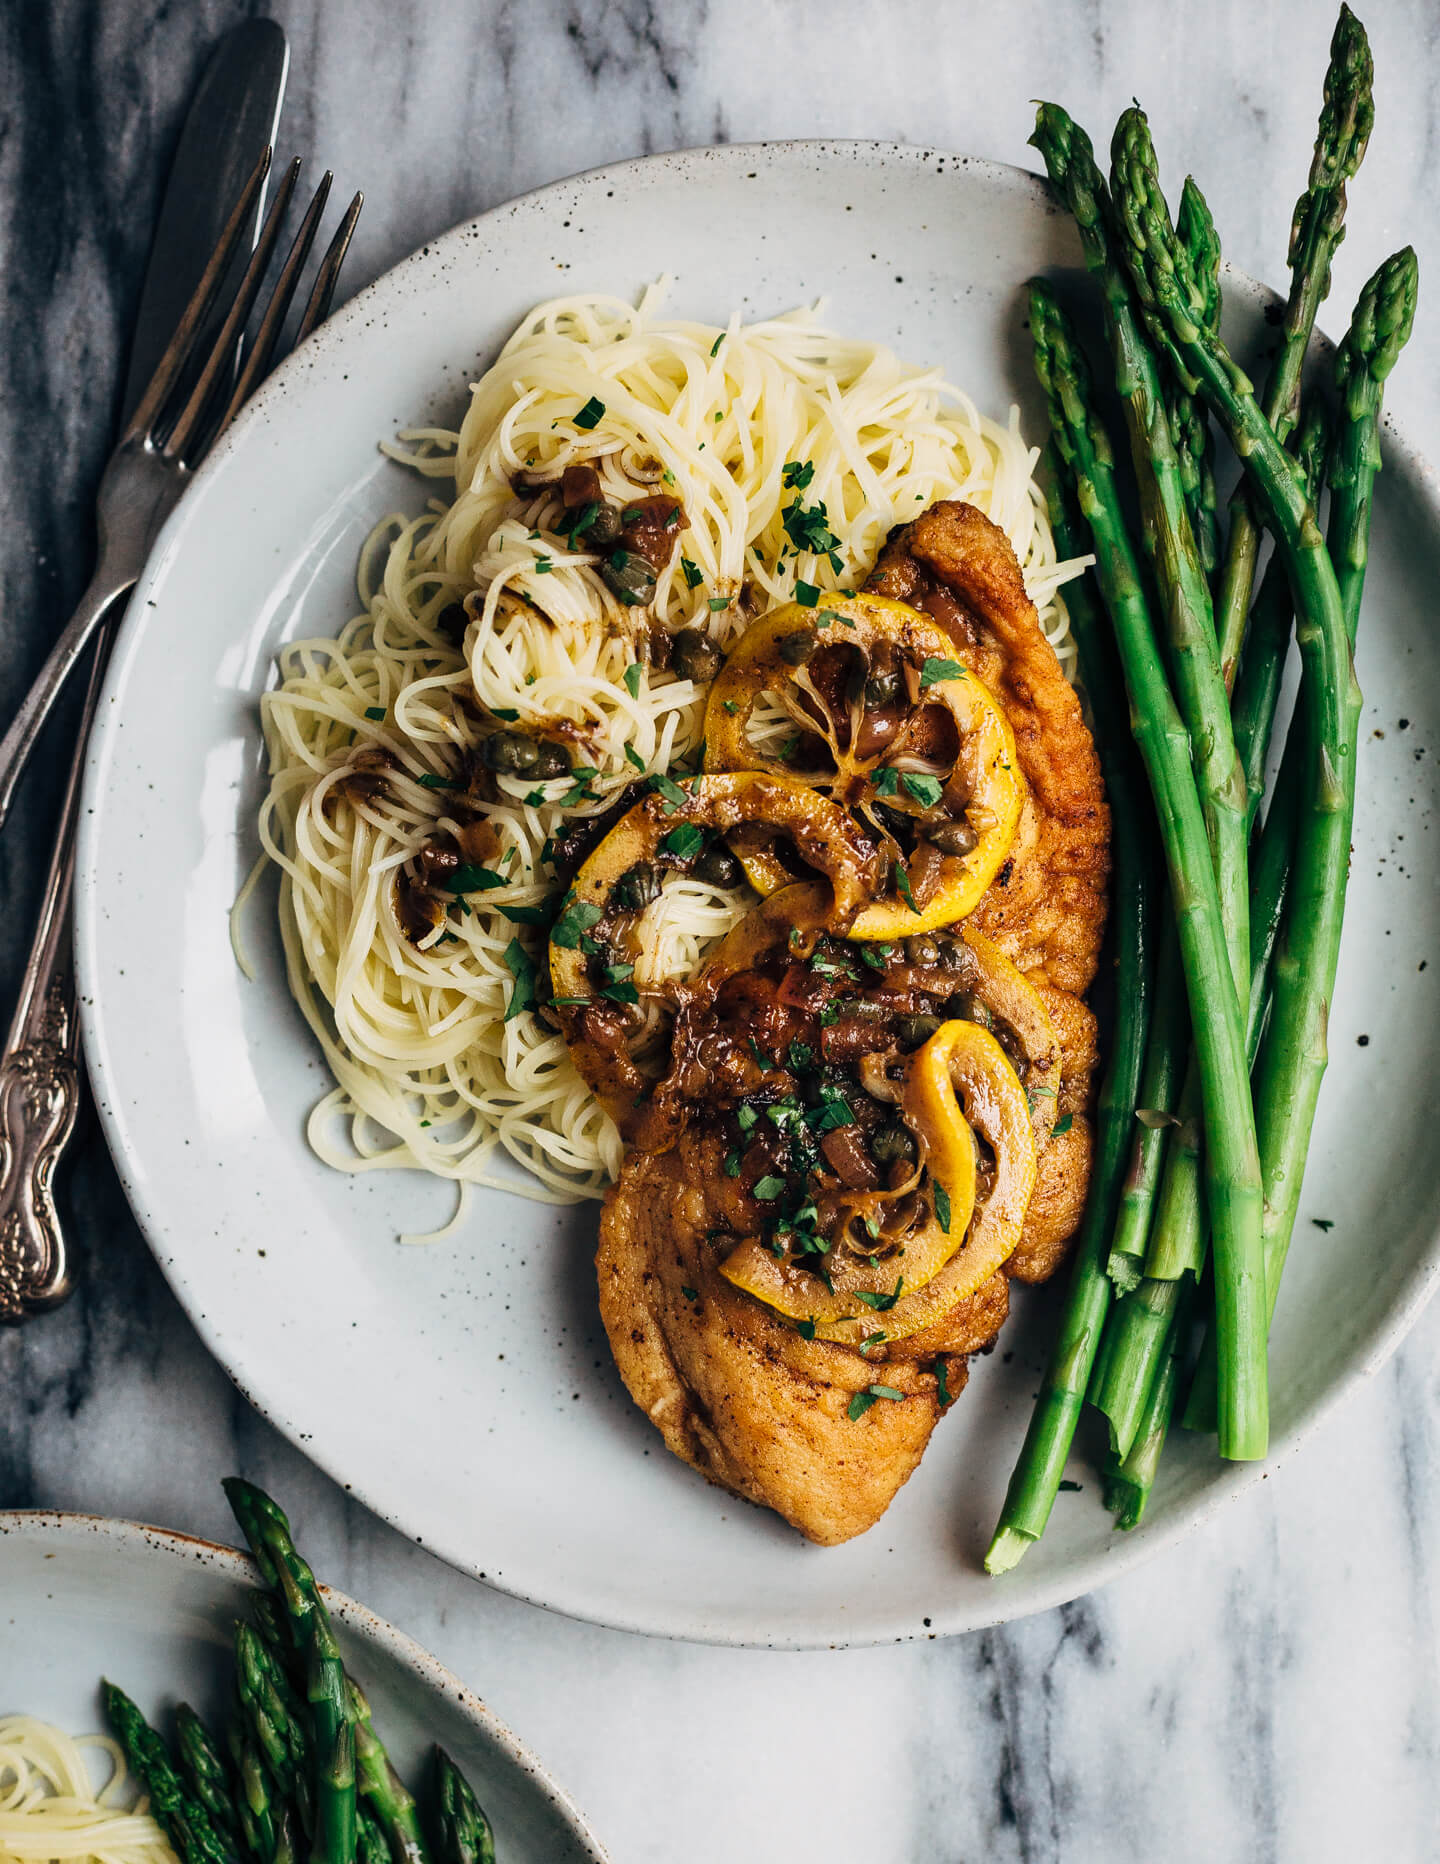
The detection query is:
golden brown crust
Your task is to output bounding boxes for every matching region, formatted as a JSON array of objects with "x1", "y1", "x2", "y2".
[{"x1": 597, "y1": 1129, "x2": 1007, "y2": 1546}]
